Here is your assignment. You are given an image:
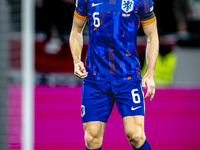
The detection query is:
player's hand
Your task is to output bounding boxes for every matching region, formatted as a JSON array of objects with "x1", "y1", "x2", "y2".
[
  {"x1": 142, "y1": 74, "x2": 155, "y2": 101},
  {"x1": 74, "y1": 62, "x2": 88, "y2": 79}
]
